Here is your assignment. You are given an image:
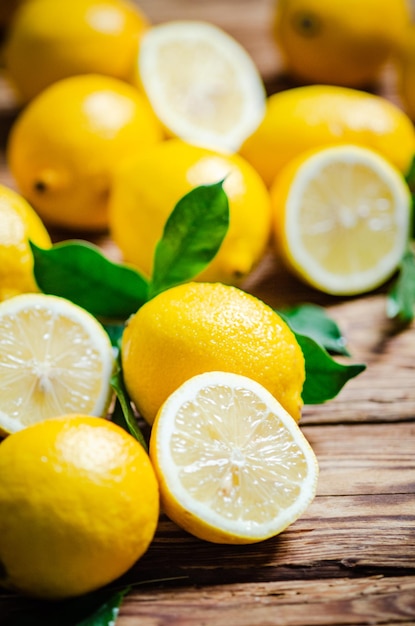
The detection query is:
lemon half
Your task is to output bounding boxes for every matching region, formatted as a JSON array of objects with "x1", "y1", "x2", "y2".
[
  {"x1": 135, "y1": 20, "x2": 266, "y2": 153},
  {"x1": 270, "y1": 144, "x2": 411, "y2": 296},
  {"x1": 150, "y1": 371, "x2": 319, "y2": 544},
  {"x1": 0, "y1": 293, "x2": 115, "y2": 435}
]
